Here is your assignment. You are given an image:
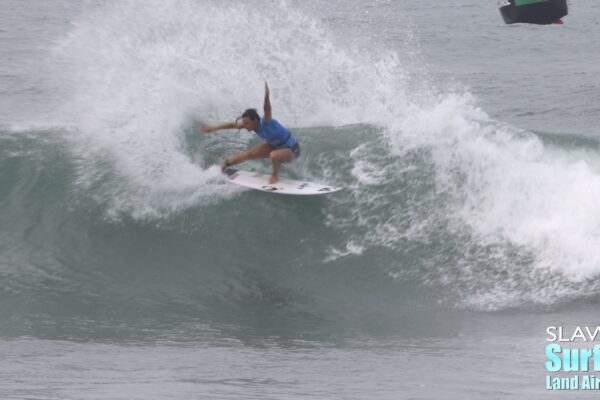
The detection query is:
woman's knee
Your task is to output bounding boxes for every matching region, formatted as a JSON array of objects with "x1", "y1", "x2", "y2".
[{"x1": 270, "y1": 149, "x2": 293, "y2": 163}]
